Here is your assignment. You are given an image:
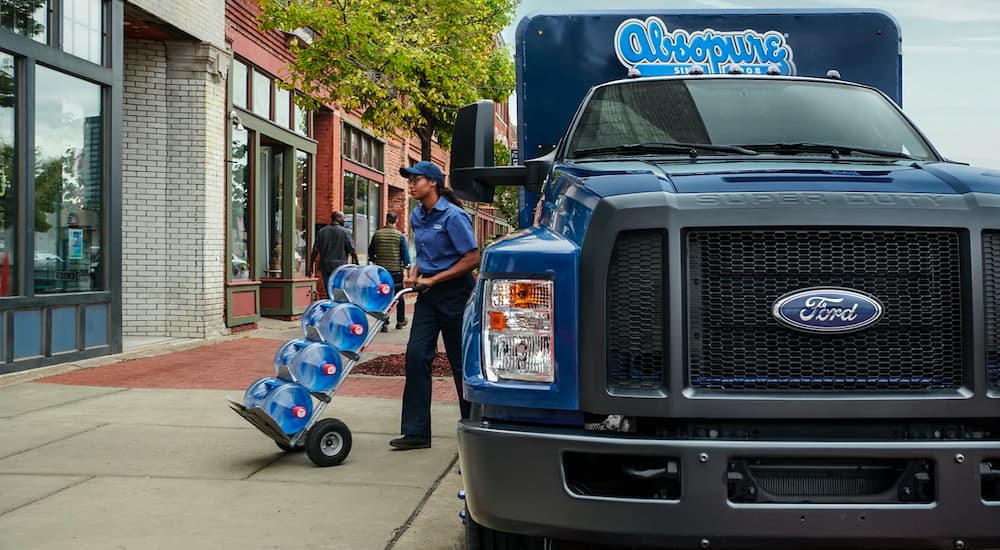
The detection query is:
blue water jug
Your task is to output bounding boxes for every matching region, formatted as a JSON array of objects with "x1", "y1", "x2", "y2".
[
  {"x1": 300, "y1": 300, "x2": 334, "y2": 339},
  {"x1": 314, "y1": 302, "x2": 369, "y2": 352},
  {"x1": 243, "y1": 376, "x2": 284, "y2": 409},
  {"x1": 327, "y1": 264, "x2": 356, "y2": 299},
  {"x1": 274, "y1": 338, "x2": 309, "y2": 372},
  {"x1": 329, "y1": 264, "x2": 395, "y2": 312},
  {"x1": 261, "y1": 381, "x2": 313, "y2": 435},
  {"x1": 286, "y1": 341, "x2": 344, "y2": 393}
]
